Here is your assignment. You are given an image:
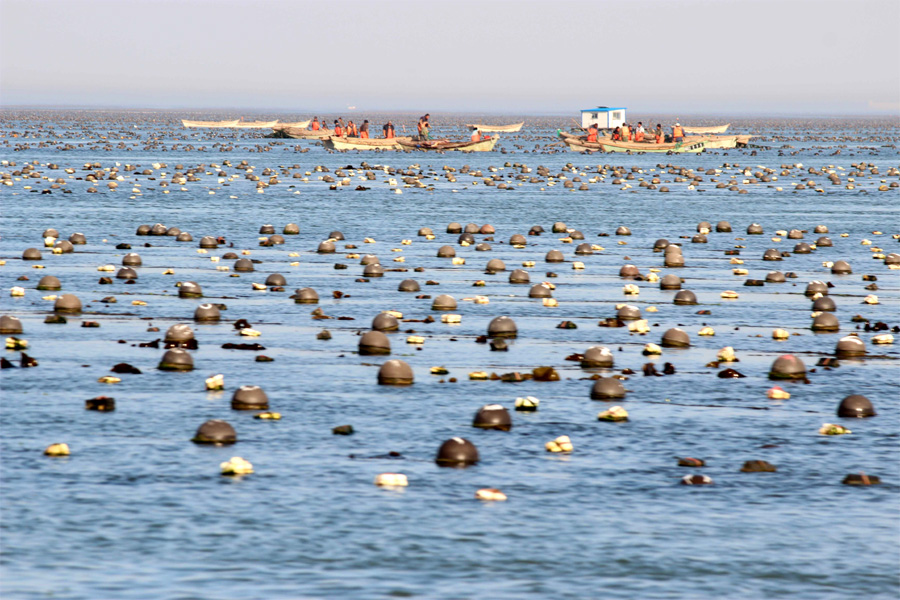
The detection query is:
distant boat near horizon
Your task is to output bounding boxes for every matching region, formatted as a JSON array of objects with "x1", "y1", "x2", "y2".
[{"x1": 182, "y1": 118, "x2": 290, "y2": 129}]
